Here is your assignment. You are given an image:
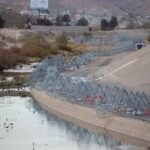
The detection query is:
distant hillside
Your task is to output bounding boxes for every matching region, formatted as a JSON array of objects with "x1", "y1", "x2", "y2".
[{"x1": 0, "y1": 0, "x2": 150, "y2": 17}]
